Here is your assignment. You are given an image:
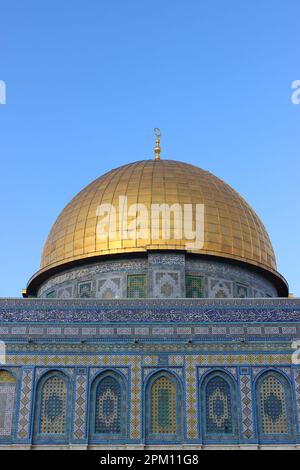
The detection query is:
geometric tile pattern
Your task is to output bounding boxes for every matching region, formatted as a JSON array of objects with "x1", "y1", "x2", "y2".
[
  {"x1": 294, "y1": 370, "x2": 300, "y2": 432},
  {"x1": 154, "y1": 272, "x2": 181, "y2": 299},
  {"x1": 2, "y1": 297, "x2": 300, "y2": 324},
  {"x1": 6, "y1": 353, "x2": 293, "y2": 367},
  {"x1": 0, "y1": 371, "x2": 16, "y2": 437},
  {"x1": 1, "y1": 358, "x2": 300, "y2": 446},
  {"x1": 57, "y1": 286, "x2": 73, "y2": 299},
  {"x1": 17, "y1": 369, "x2": 34, "y2": 440},
  {"x1": 130, "y1": 357, "x2": 141, "y2": 440},
  {"x1": 259, "y1": 374, "x2": 289, "y2": 435},
  {"x1": 73, "y1": 371, "x2": 88, "y2": 440},
  {"x1": 144, "y1": 367, "x2": 183, "y2": 380},
  {"x1": 186, "y1": 275, "x2": 203, "y2": 298},
  {"x1": 209, "y1": 278, "x2": 233, "y2": 298},
  {"x1": 78, "y1": 282, "x2": 92, "y2": 299},
  {"x1": 88, "y1": 356, "x2": 140, "y2": 440},
  {"x1": 240, "y1": 375, "x2": 255, "y2": 440},
  {"x1": 185, "y1": 356, "x2": 198, "y2": 440},
  {"x1": 90, "y1": 367, "x2": 129, "y2": 383},
  {"x1": 95, "y1": 376, "x2": 121, "y2": 434},
  {"x1": 2, "y1": 294, "x2": 300, "y2": 450},
  {"x1": 127, "y1": 275, "x2": 147, "y2": 298},
  {"x1": 39, "y1": 375, "x2": 67, "y2": 434},
  {"x1": 97, "y1": 278, "x2": 122, "y2": 299},
  {"x1": 205, "y1": 376, "x2": 232, "y2": 435},
  {"x1": 151, "y1": 376, "x2": 176, "y2": 435},
  {"x1": 1, "y1": 322, "x2": 299, "y2": 336}
]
